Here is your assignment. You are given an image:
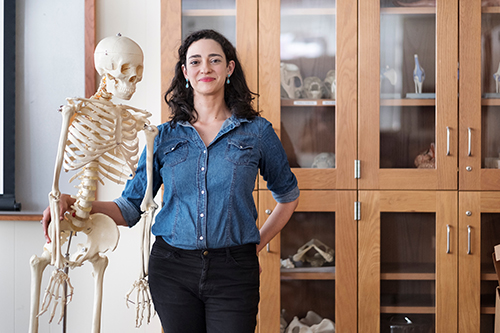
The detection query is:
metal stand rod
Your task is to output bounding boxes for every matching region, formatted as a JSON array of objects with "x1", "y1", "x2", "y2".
[{"x1": 62, "y1": 232, "x2": 73, "y2": 333}]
